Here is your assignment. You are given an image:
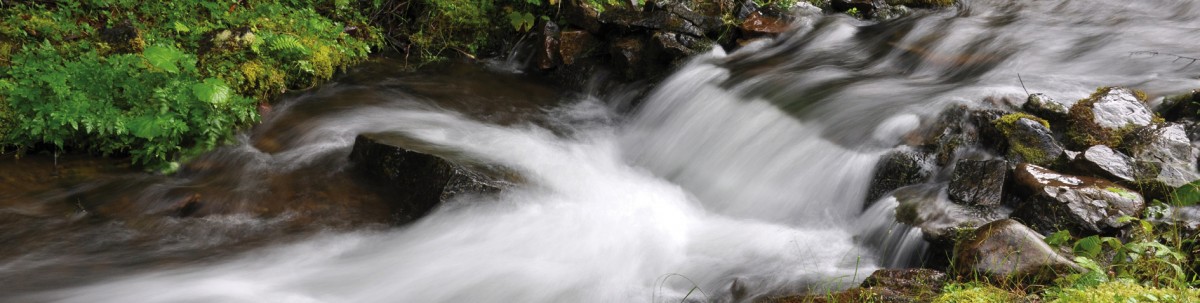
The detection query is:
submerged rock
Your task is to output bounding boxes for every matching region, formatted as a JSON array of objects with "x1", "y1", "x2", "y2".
[
  {"x1": 349, "y1": 134, "x2": 514, "y2": 223},
  {"x1": 1066, "y1": 87, "x2": 1154, "y2": 148},
  {"x1": 954, "y1": 219, "x2": 1081, "y2": 284},
  {"x1": 893, "y1": 185, "x2": 1009, "y2": 245},
  {"x1": 1011, "y1": 164, "x2": 1144, "y2": 235},
  {"x1": 948, "y1": 159, "x2": 1008, "y2": 206},
  {"x1": 1121, "y1": 123, "x2": 1200, "y2": 198},
  {"x1": 866, "y1": 147, "x2": 935, "y2": 205},
  {"x1": 1072, "y1": 145, "x2": 1137, "y2": 182}
]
